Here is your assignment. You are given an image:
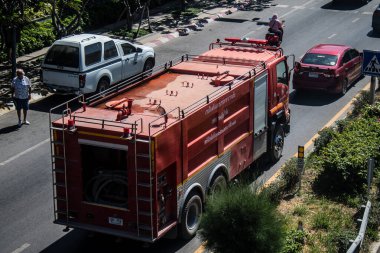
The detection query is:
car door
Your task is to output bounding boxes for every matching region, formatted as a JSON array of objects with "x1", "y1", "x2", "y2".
[
  {"x1": 348, "y1": 49, "x2": 362, "y2": 80},
  {"x1": 120, "y1": 42, "x2": 143, "y2": 80},
  {"x1": 341, "y1": 50, "x2": 354, "y2": 83},
  {"x1": 104, "y1": 40, "x2": 123, "y2": 83}
]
